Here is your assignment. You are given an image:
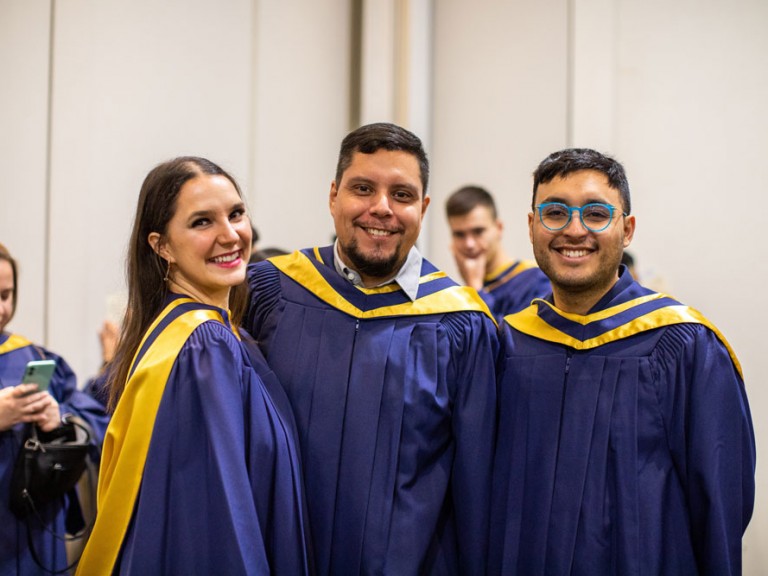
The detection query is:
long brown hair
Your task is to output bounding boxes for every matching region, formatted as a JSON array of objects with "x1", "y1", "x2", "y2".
[{"x1": 107, "y1": 157, "x2": 249, "y2": 411}]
